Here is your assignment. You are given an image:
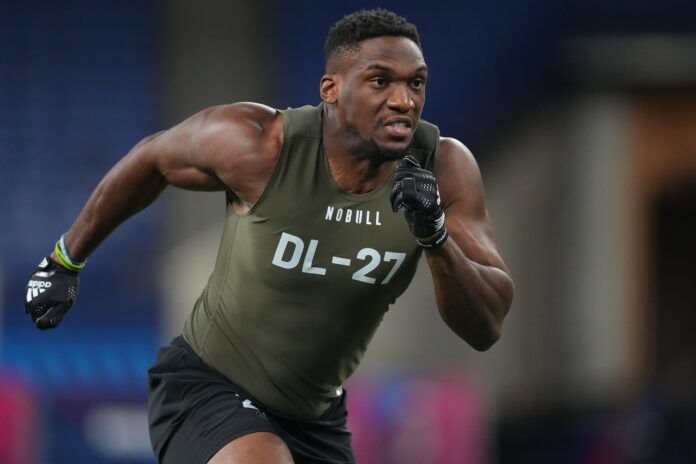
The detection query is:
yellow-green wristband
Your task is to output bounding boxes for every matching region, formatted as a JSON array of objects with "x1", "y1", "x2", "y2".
[{"x1": 54, "y1": 235, "x2": 86, "y2": 271}]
